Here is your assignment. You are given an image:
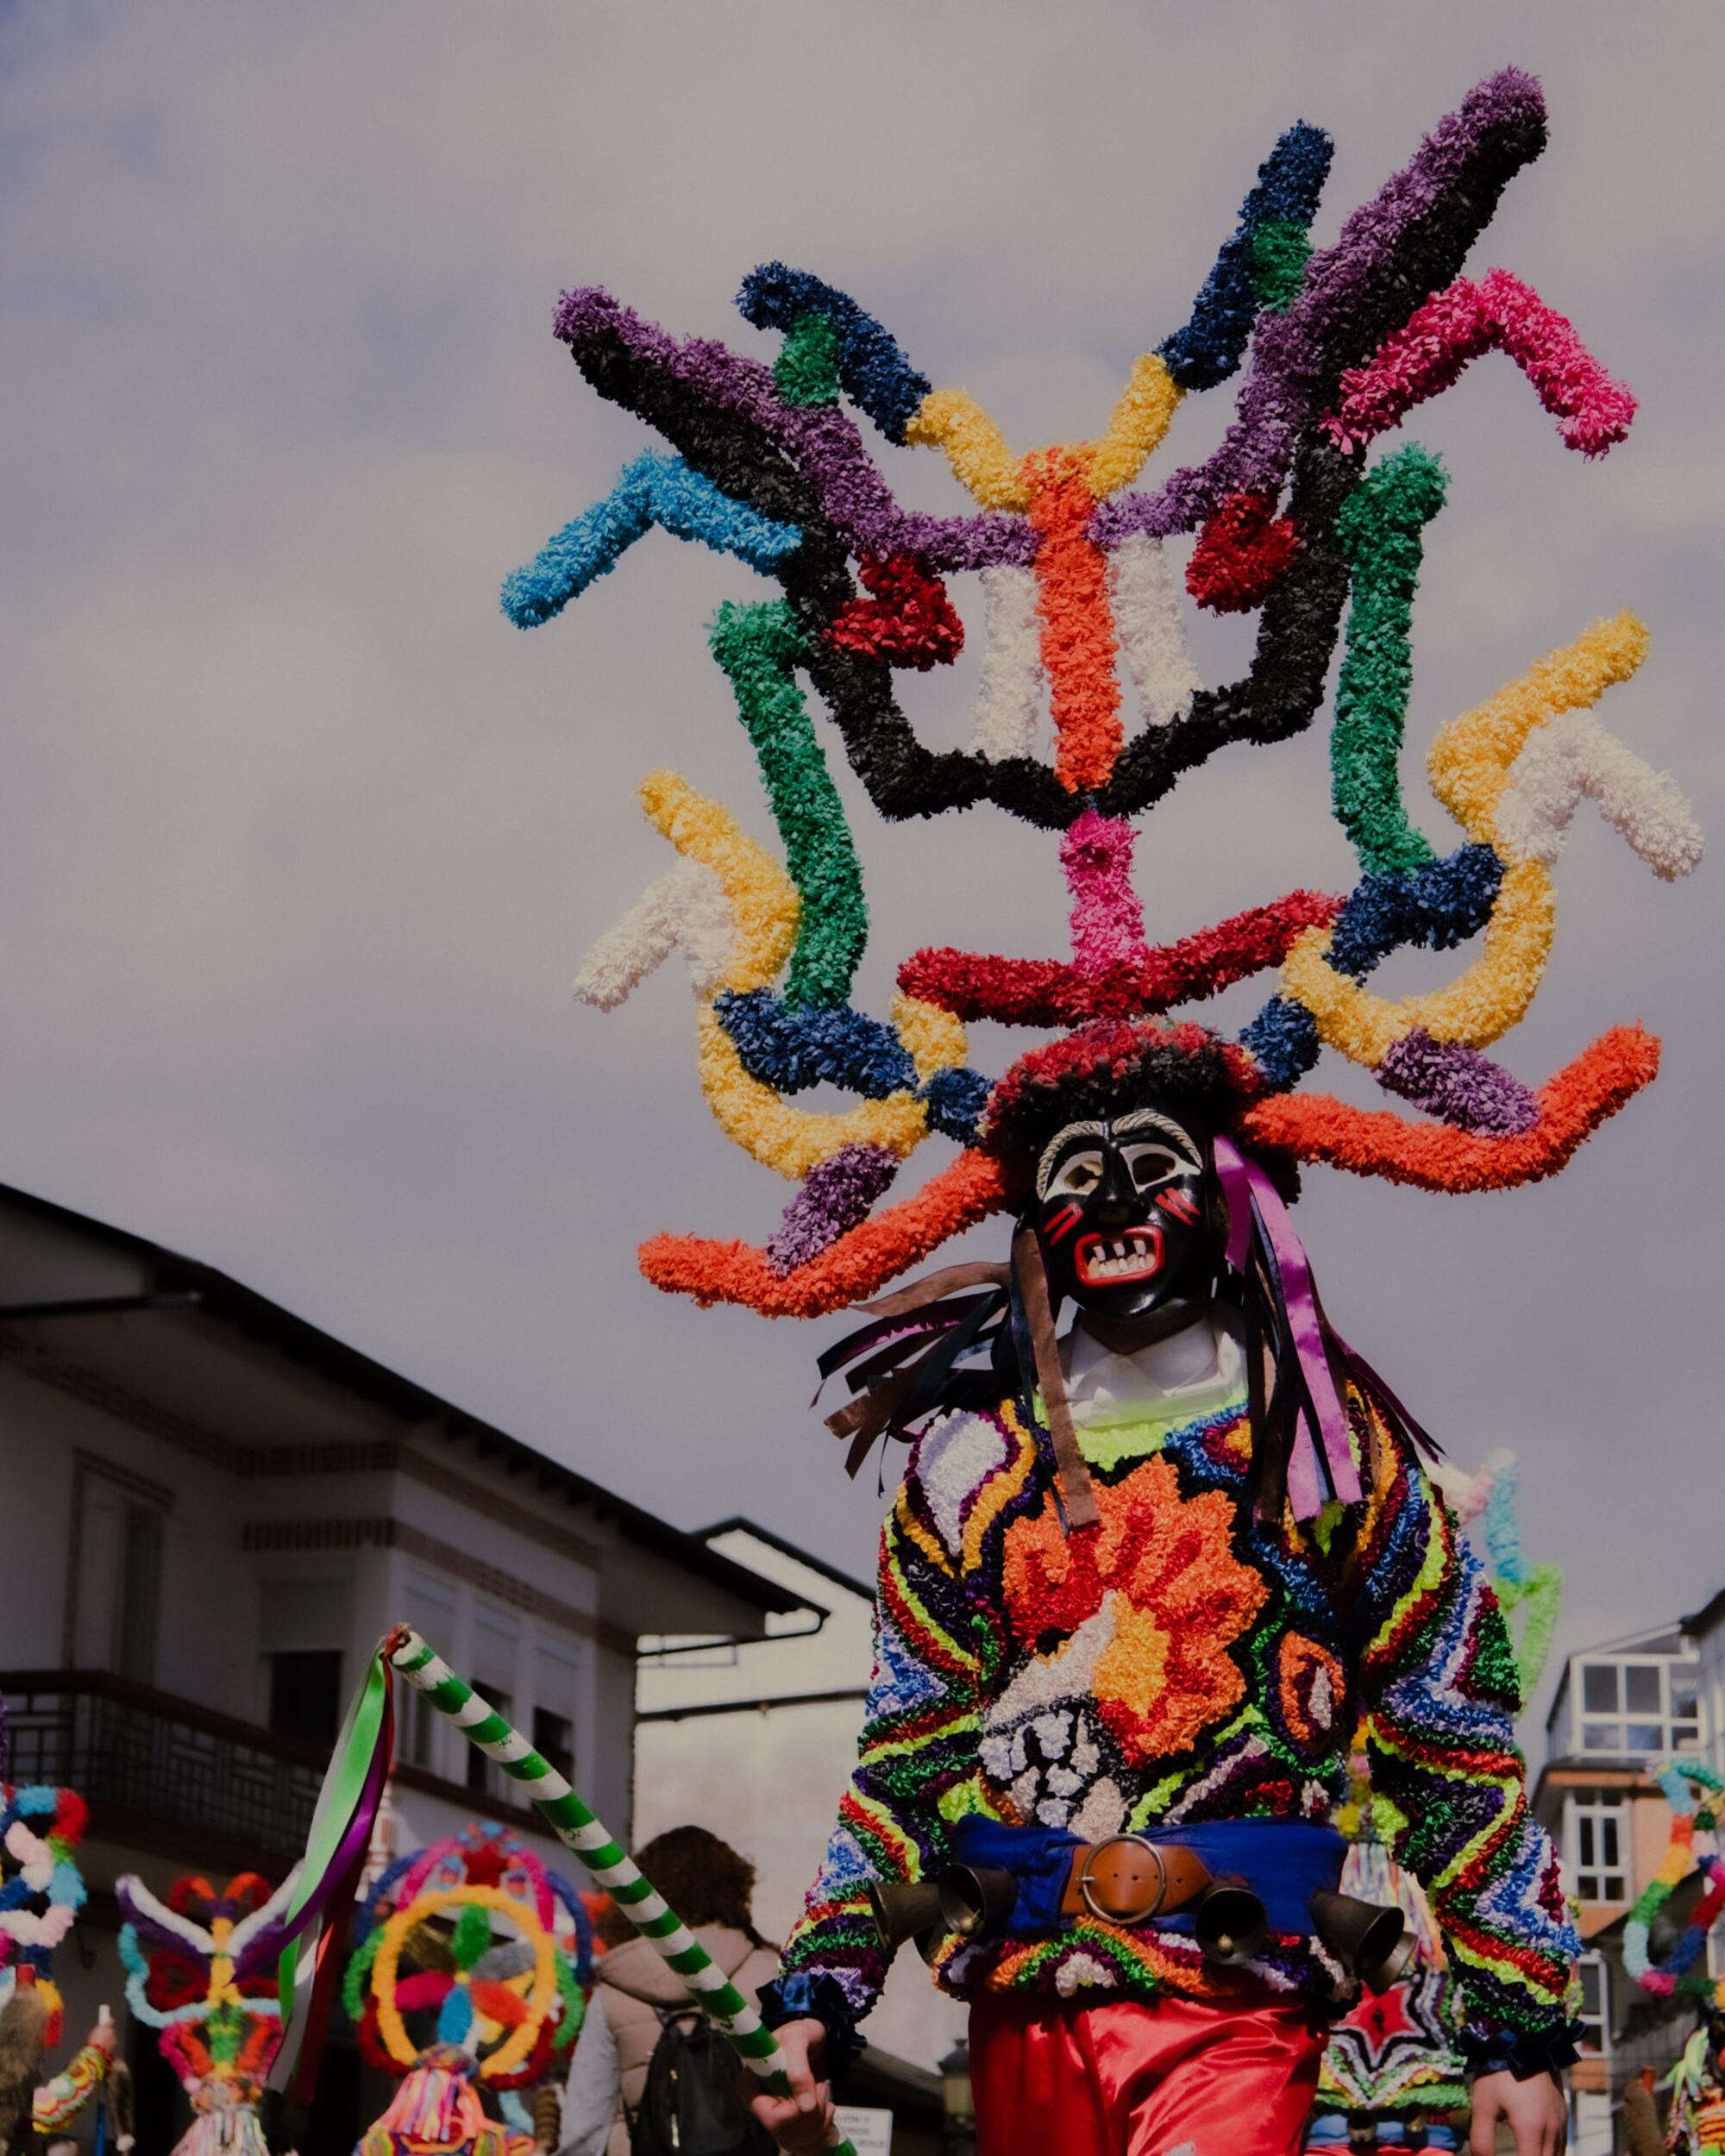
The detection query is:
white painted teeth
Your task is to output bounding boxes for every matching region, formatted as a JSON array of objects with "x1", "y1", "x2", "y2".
[{"x1": 1086, "y1": 1235, "x2": 1155, "y2": 1281}]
